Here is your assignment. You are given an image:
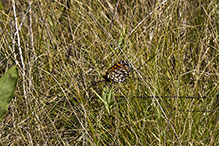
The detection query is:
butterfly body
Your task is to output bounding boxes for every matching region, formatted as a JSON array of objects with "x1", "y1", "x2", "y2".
[{"x1": 103, "y1": 60, "x2": 132, "y2": 83}]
